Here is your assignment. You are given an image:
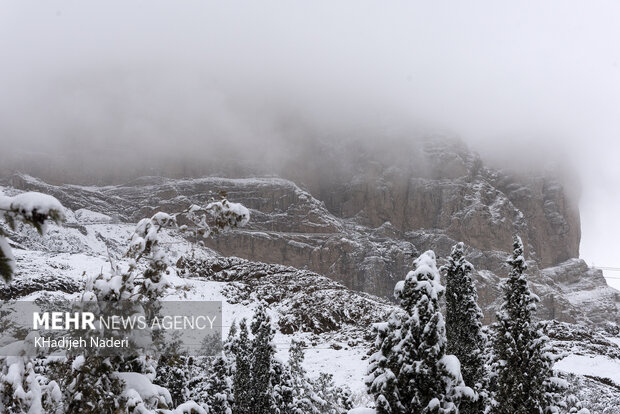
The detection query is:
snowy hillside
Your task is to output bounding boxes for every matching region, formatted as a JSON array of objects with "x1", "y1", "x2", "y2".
[{"x1": 1, "y1": 181, "x2": 619, "y2": 412}]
